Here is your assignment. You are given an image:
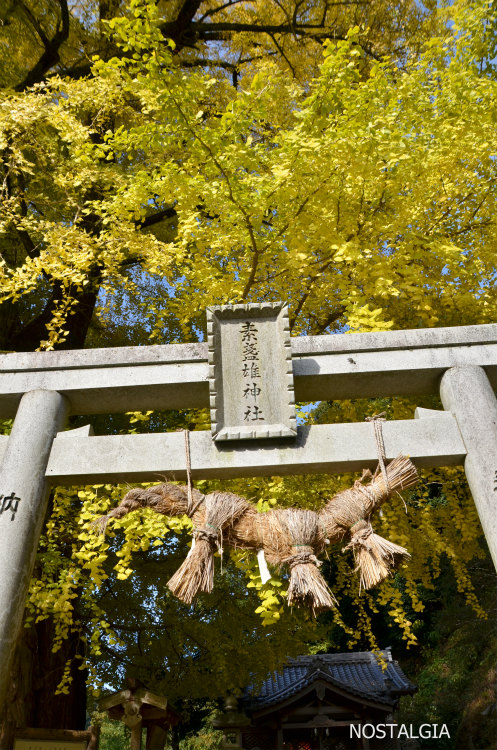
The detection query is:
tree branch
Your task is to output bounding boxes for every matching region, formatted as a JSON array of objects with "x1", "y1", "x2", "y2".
[
  {"x1": 289, "y1": 253, "x2": 341, "y2": 329},
  {"x1": 139, "y1": 206, "x2": 177, "y2": 228},
  {"x1": 16, "y1": 0, "x2": 50, "y2": 48},
  {"x1": 181, "y1": 53, "x2": 273, "y2": 71},
  {"x1": 268, "y1": 32, "x2": 296, "y2": 77},
  {"x1": 310, "y1": 305, "x2": 346, "y2": 334},
  {"x1": 163, "y1": 0, "x2": 203, "y2": 46},
  {"x1": 15, "y1": 0, "x2": 70, "y2": 91},
  {"x1": 184, "y1": 20, "x2": 333, "y2": 34},
  {"x1": 199, "y1": 0, "x2": 253, "y2": 22}
]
